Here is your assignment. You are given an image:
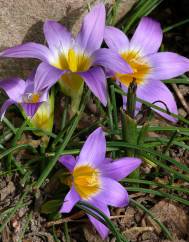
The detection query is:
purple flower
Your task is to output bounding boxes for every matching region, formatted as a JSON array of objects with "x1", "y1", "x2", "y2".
[
  {"x1": 59, "y1": 128, "x2": 141, "y2": 239},
  {"x1": 104, "y1": 17, "x2": 189, "y2": 122},
  {"x1": 0, "y1": 62, "x2": 63, "y2": 119},
  {"x1": 0, "y1": 4, "x2": 132, "y2": 106}
]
